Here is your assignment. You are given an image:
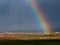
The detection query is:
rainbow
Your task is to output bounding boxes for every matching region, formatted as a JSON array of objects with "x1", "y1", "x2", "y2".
[{"x1": 29, "y1": 0, "x2": 52, "y2": 33}]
